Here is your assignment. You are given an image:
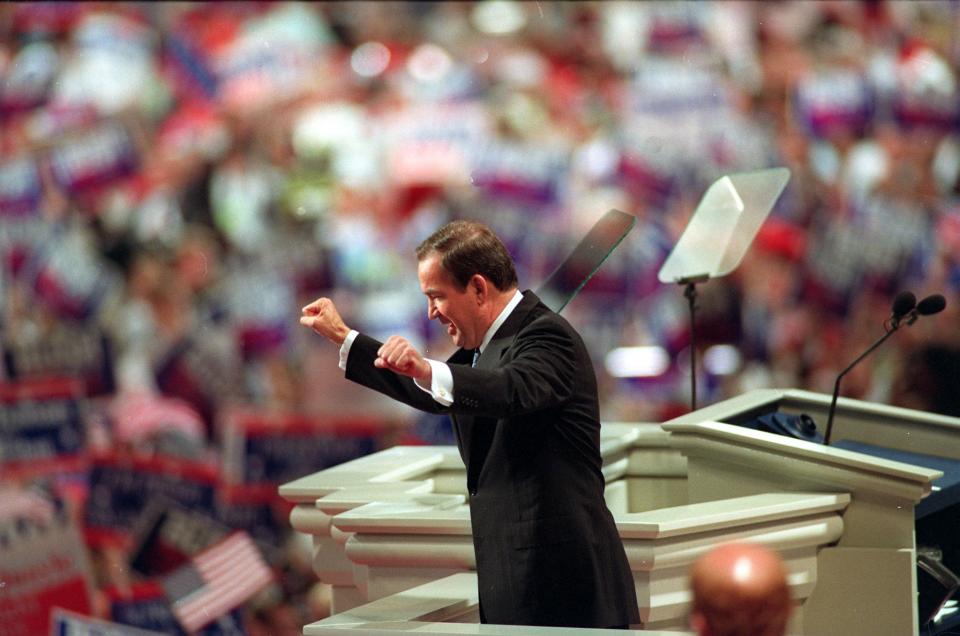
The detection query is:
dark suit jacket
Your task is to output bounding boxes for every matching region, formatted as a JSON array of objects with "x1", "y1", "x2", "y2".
[{"x1": 344, "y1": 291, "x2": 639, "y2": 627}]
